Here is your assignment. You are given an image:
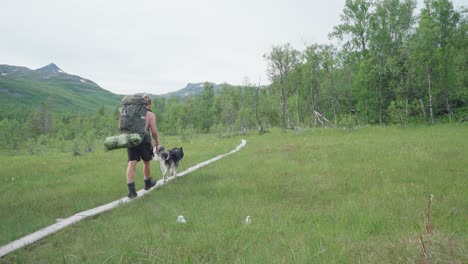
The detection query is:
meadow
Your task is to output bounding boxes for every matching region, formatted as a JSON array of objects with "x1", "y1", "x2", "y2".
[{"x1": 0, "y1": 125, "x2": 466, "y2": 263}]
